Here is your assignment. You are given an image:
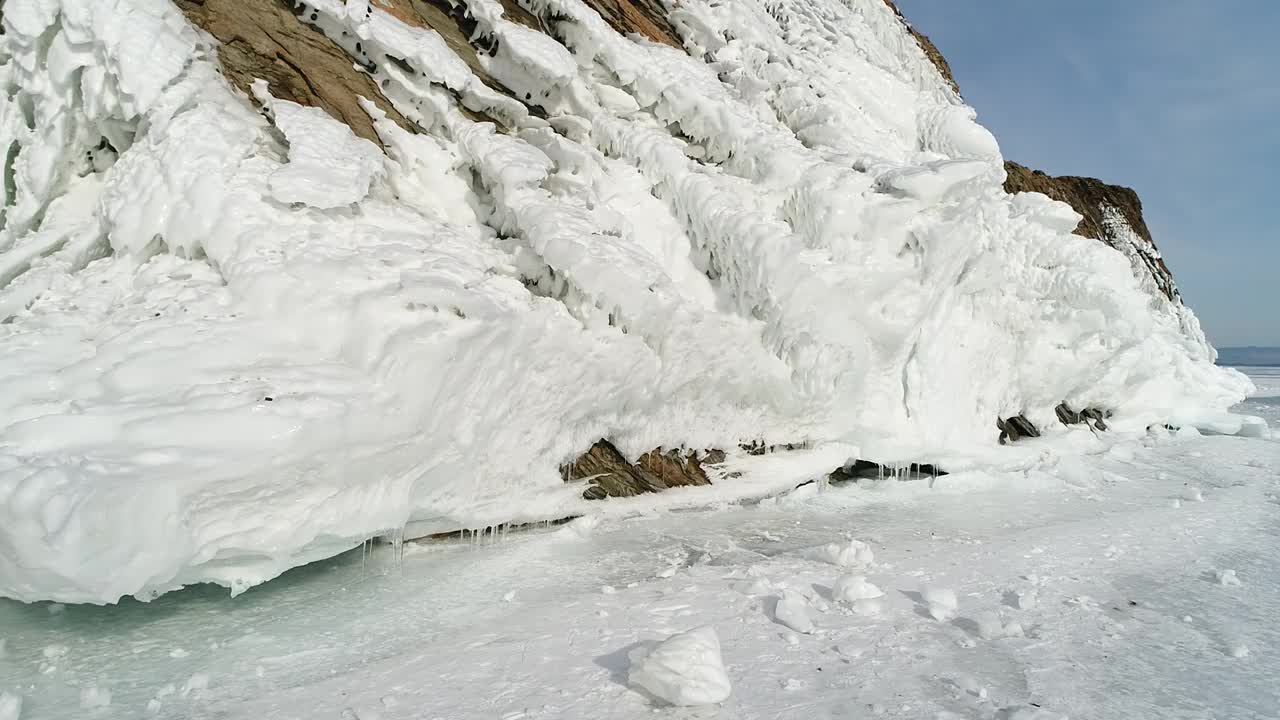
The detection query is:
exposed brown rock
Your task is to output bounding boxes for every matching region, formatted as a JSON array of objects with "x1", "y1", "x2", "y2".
[
  {"x1": 881, "y1": 0, "x2": 959, "y2": 95},
  {"x1": 562, "y1": 440, "x2": 725, "y2": 499},
  {"x1": 578, "y1": 0, "x2": 681, "y2": 47},
  {"x1": 174, "y1": 0, "x2": 415, "y2": 145},
  {"x1": 177, "y1": 0, "x2": 676, "y2": 143},
  {"x1": 380, "y1": 0, "x2": 542, "y2": 113},
  {"x1": 1002, "y1": 161, "x2": 1177, "y2": 301},
  {"x1": 879, "y1": 2, "x2": 1179, "y2": 304}
]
